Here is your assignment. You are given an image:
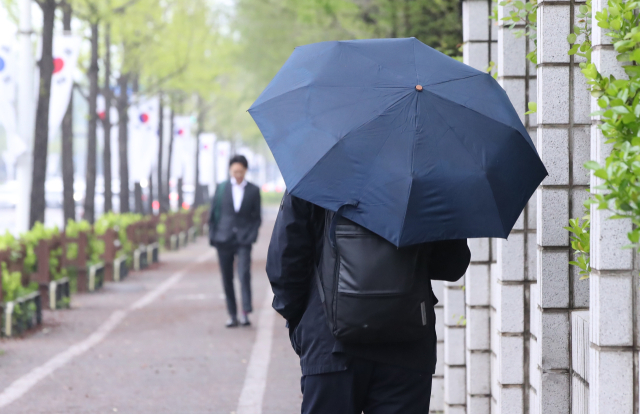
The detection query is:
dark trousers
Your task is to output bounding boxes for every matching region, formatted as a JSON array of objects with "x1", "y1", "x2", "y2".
[
  {"x1": 301, "y1": 358, "x2": 432, "y2": 414},
  {"x1": 216, "y1": 244, "x2": 253, "y2": 316}
]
